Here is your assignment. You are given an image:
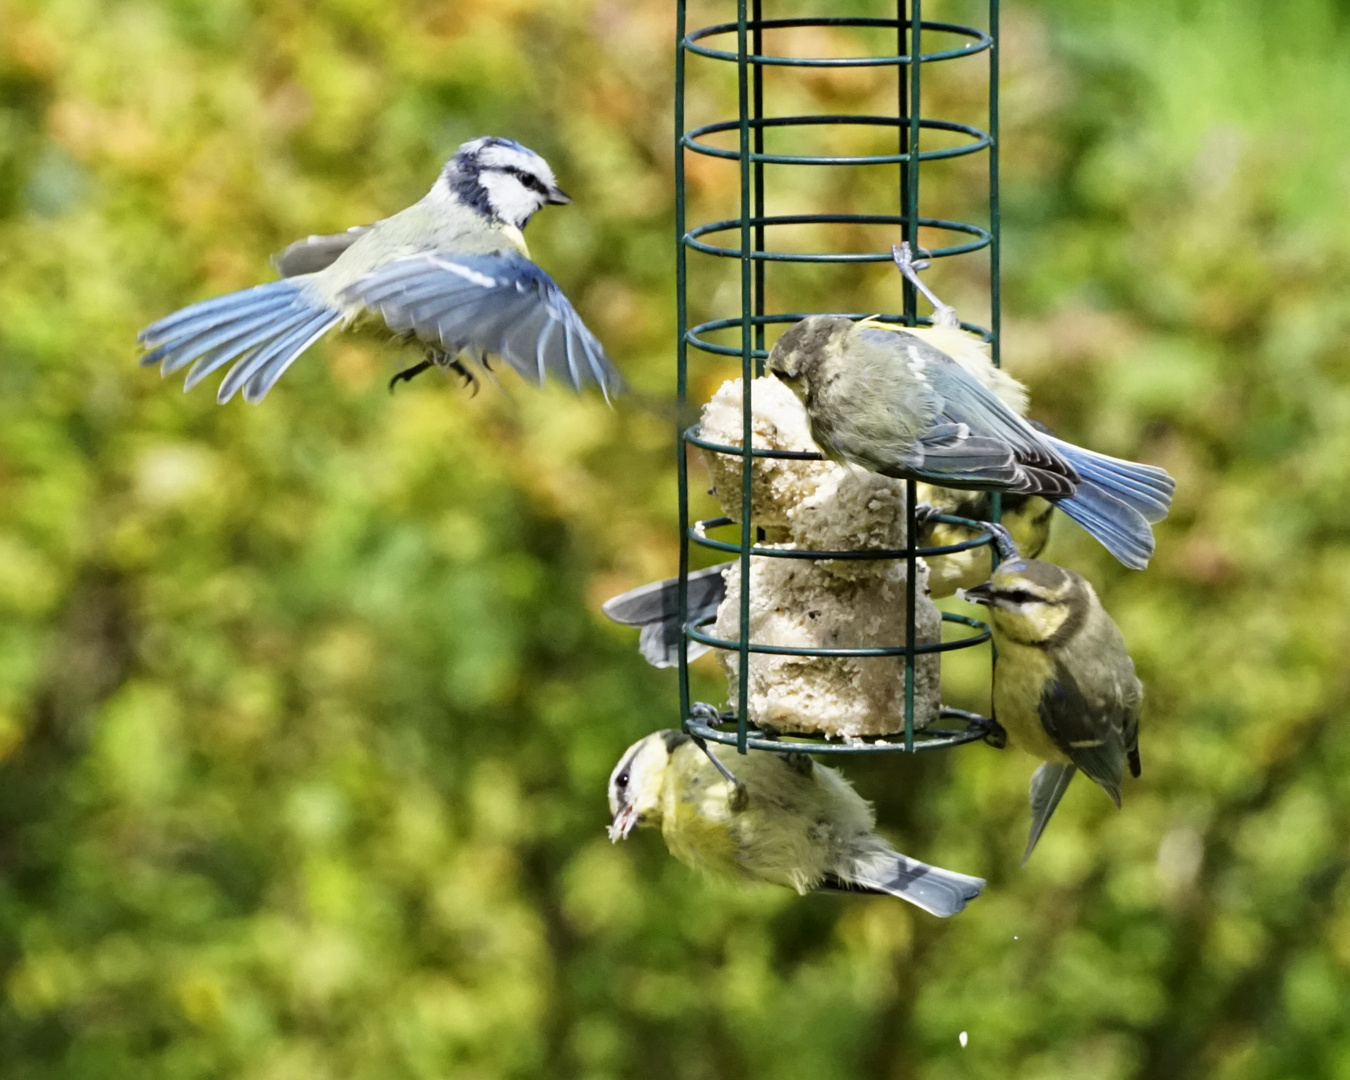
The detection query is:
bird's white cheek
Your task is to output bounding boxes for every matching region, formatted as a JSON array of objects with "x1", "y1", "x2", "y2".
[{"x1": 479, "y1": 172, "x2": 545, "y2": 229}]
